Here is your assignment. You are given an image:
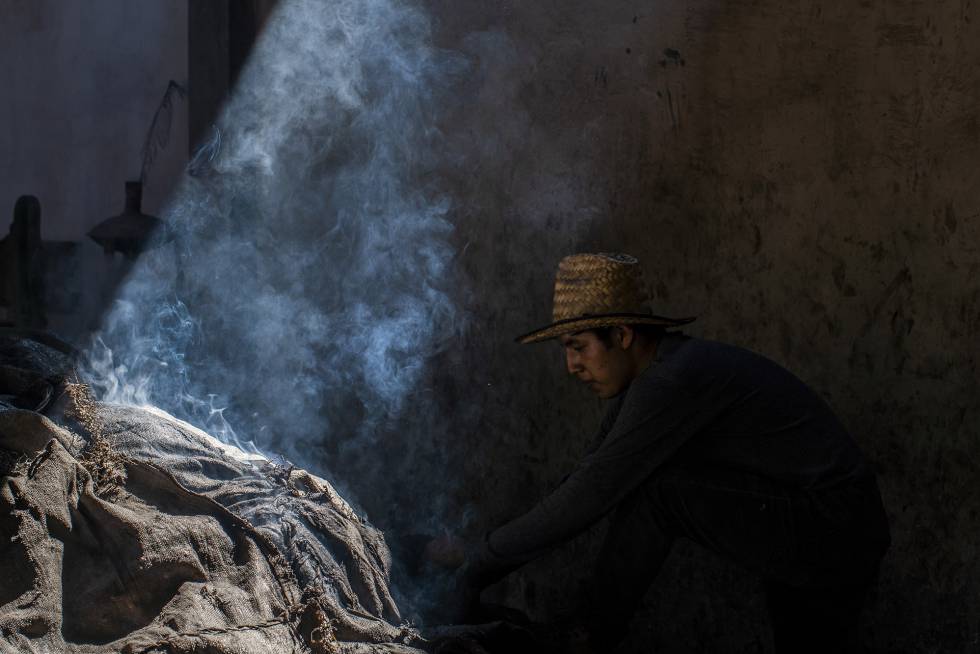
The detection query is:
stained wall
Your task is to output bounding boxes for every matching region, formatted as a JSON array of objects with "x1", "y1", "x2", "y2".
[{"x1": 427, "y1": 1, "x2": 980, "y2": 651}]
